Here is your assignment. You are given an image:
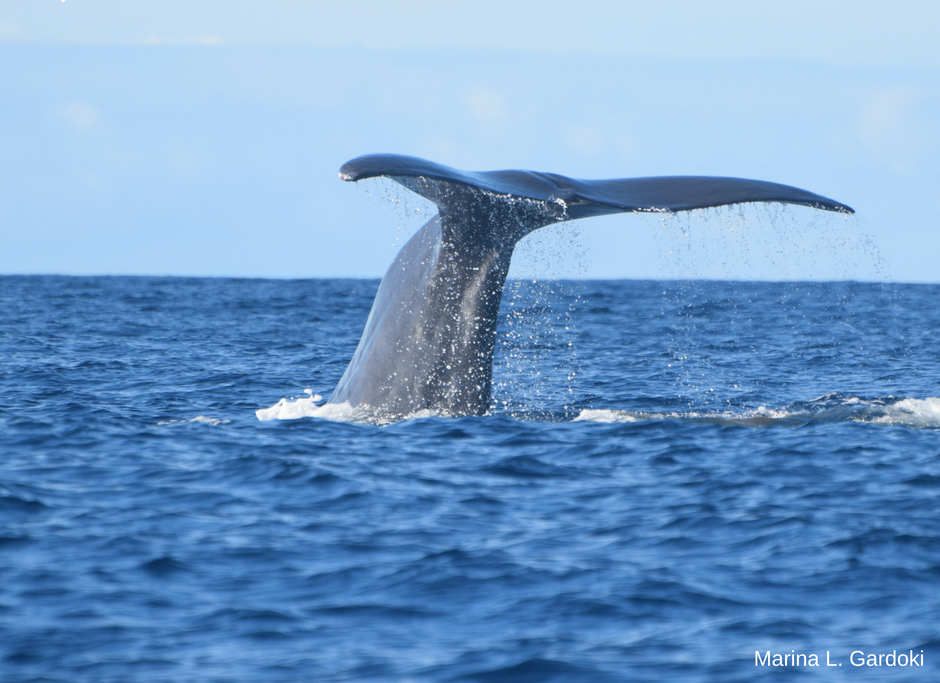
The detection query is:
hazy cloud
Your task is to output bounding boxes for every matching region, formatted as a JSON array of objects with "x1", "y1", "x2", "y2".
[
  {"x1": 143, "y1": 35, "x2": 224, "y2": 46},
  {"x1": 565, "y1": 124, "x2": 602, "y2": 156},
  {"x1": 856, "y1": 87, "x2": 936, "y2": 176},
  {"x1": 465, "y1": 89, "x2": 506, "y2": 126},
  {"x1": 168, "y1": 144, "x2": 202, "y2": 180},
  {"x1": 61, "y1": 101, "x2": 101, "y2": 131}
]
